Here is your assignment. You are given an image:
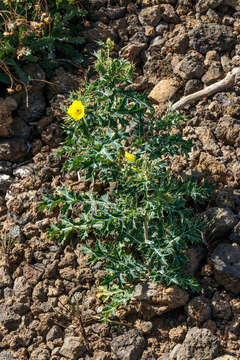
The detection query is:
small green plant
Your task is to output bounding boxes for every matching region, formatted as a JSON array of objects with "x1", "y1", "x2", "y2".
[
  {"x1": 56, "y1": 295, "x2": 91, "y2": 353},
  {"x1": 41, "y1": 40, "x2": 212, "y2": 322},
  {"x1": 0, "y1": 0, "x2": 86, "y2": 92},
  {"x1": 0, "y1": 231, "x2": 15, "y2": 255}
]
